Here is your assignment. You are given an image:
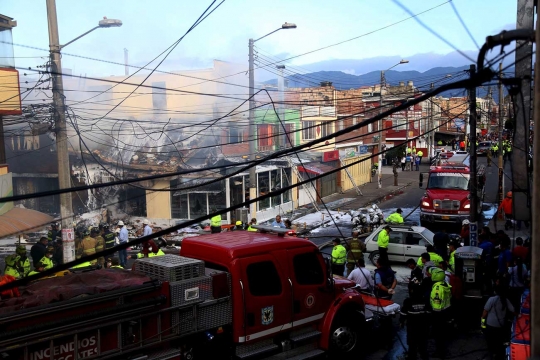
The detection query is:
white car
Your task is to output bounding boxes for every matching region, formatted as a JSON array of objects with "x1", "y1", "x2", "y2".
[{"x1": 364, "y1": 225, "x2": 435, "y2": 266}]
